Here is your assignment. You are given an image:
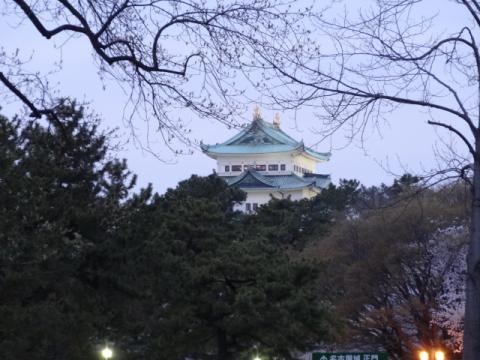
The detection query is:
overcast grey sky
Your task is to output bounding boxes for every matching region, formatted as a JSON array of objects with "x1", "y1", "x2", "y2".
[{"x1": 0, "y1": 0, "x2": 468, "y2": 193}]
